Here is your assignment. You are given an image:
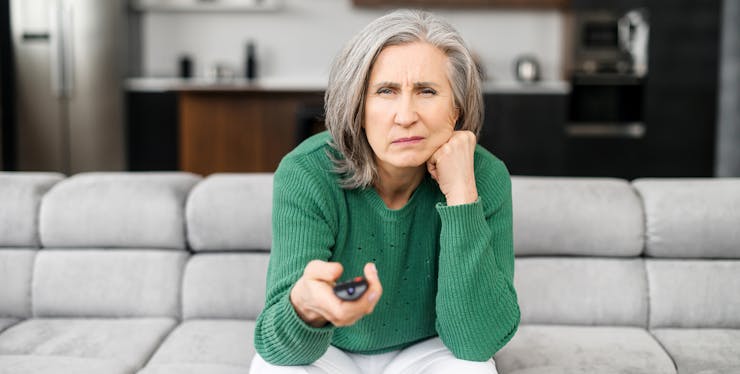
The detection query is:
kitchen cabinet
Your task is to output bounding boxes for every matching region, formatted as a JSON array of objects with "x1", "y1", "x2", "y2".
[
  {"x1": 127, "y1": 91, "x2": 179, "y2": 171},
  {"x1": 179, "y1": 91, "x2": 323, "y2": 175},
  {"x1": 480, "y1": 93, "x2": 567, "y2": 176},
  {"x1": 640, "y1": 0, "x2": 720, "y2": 177}
]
